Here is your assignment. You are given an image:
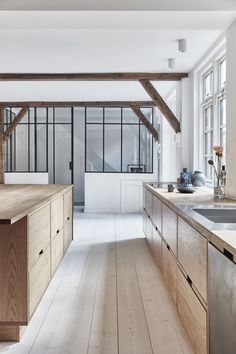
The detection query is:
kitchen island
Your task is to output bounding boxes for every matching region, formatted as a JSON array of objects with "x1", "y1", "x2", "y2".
[
  {"x1": 143, "y1": 183, "x2": 236, "y2": 354},
  {"x1": 0, "y1": 184, "x2": 73, "y2": 342}
]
